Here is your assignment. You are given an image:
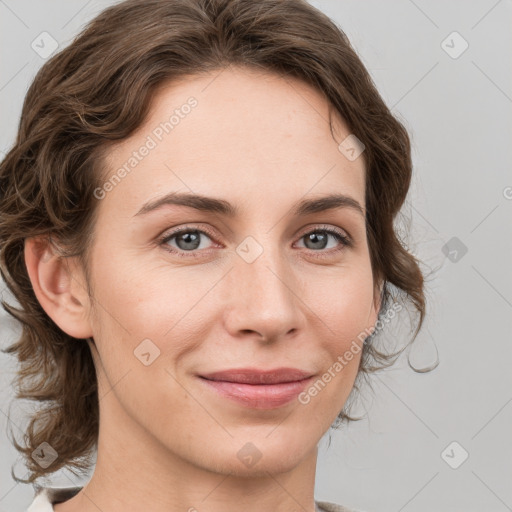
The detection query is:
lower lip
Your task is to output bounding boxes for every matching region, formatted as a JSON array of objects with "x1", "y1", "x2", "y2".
[{"x1": 198, "y1": 376, "x2": 313, "y2": 409}]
